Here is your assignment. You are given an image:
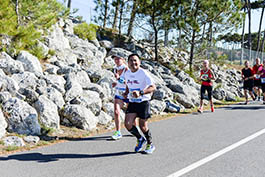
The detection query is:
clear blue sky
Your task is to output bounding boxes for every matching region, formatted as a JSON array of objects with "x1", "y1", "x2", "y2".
[{"x1": 58, "y1": 0, "x2": 265, "y2": 34}]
